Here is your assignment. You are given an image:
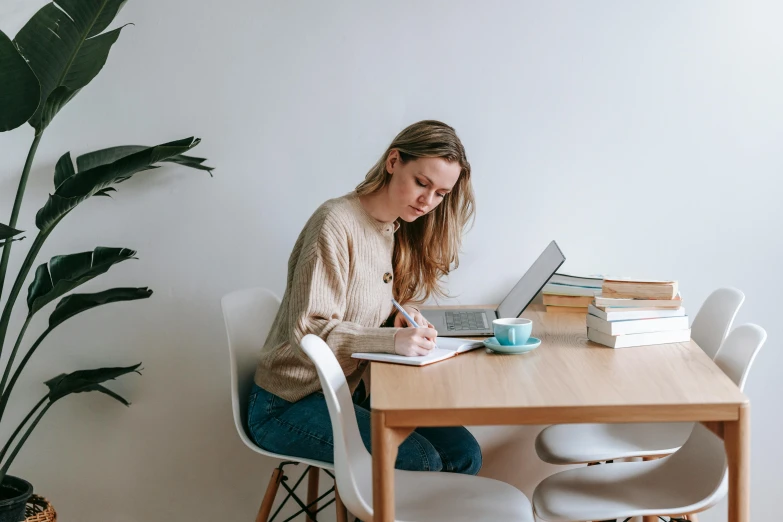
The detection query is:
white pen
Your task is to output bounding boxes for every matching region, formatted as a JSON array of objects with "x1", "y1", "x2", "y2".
[{"x1": 391, "y1": 298, "x2": 420, "y2": 327}]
